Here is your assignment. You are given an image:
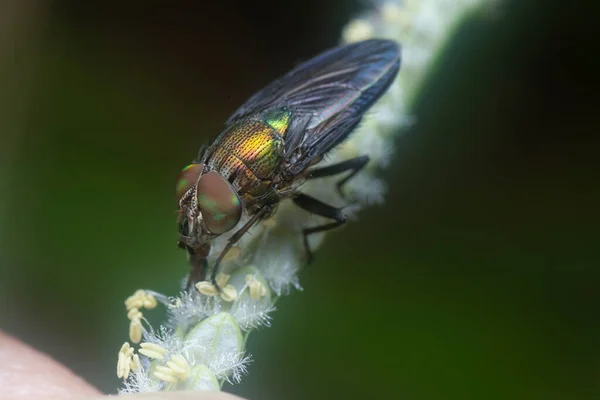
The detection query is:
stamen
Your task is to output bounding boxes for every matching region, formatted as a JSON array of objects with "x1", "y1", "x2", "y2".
[
  {"x1": 196, "y1": 281, "x2": 218, "y2": 296},
  {"x1": 139, "y1": 342, "x2": 167, "y2": 359},
  {"x1": 154, "y1": 371, "x2": 178, "y2": 383},
  {"x1": 129, "y1": 318, "x2": 143, "y2": 344},
  {"x1": 166, "y1": 354, "x2": 191, "y2": 380},
  {"x1": 143, "y1": 295, "x2": 157, "y2": 309},
  {"x1": 125, "y1": 290, "x2": 158, "y2": 311},
  {"x1": 215, "y1": 273, "x2": 231, "y2": 287},
  {"x1": 152, "y1": 355, "x2": 191, "y2": 383},
  {"x1": 127, "y1": 308, "x2": 143, "y2": 321},
  {"x1": 220, "y1": 284, "x2": 238, "y2": 302},
  {"x1": 130, "y1": 354, "x2": 141, "y2": 372},
  {"x1": 117, "y1": 342, "x2": 134, "y2": 379},
  {"x1": 245, "y1": 275, "x2": 268, "y2": 301},
  {"x1": 156, "y1": 366, "x2": 174, "y2": 374}
]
